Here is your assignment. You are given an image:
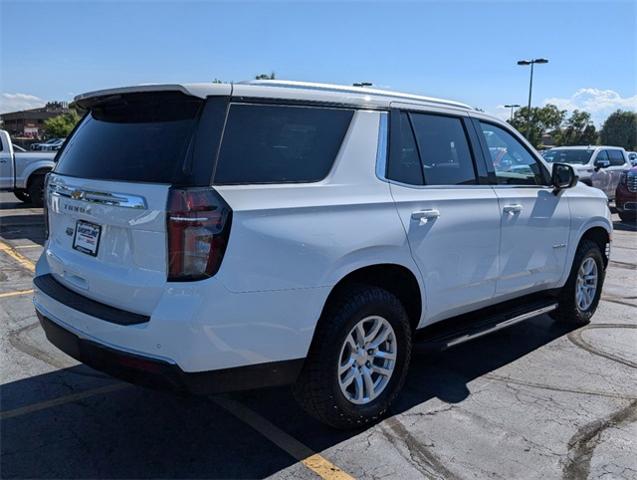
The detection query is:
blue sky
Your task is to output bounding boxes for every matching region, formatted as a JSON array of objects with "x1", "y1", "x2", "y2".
[{"x1": 1, "y1": 0, "x2": 635, "y2": 124}]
